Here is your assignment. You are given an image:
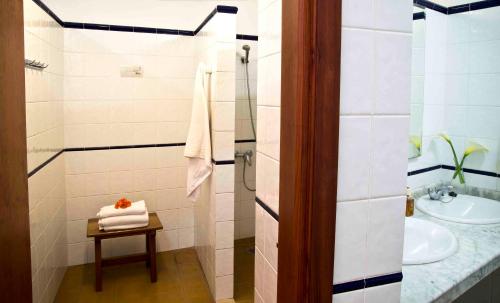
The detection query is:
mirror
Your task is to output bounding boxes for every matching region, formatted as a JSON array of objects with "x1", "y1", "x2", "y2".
[{"x1": 409, "y1": 6, "x2": 425, "y2": 159}]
